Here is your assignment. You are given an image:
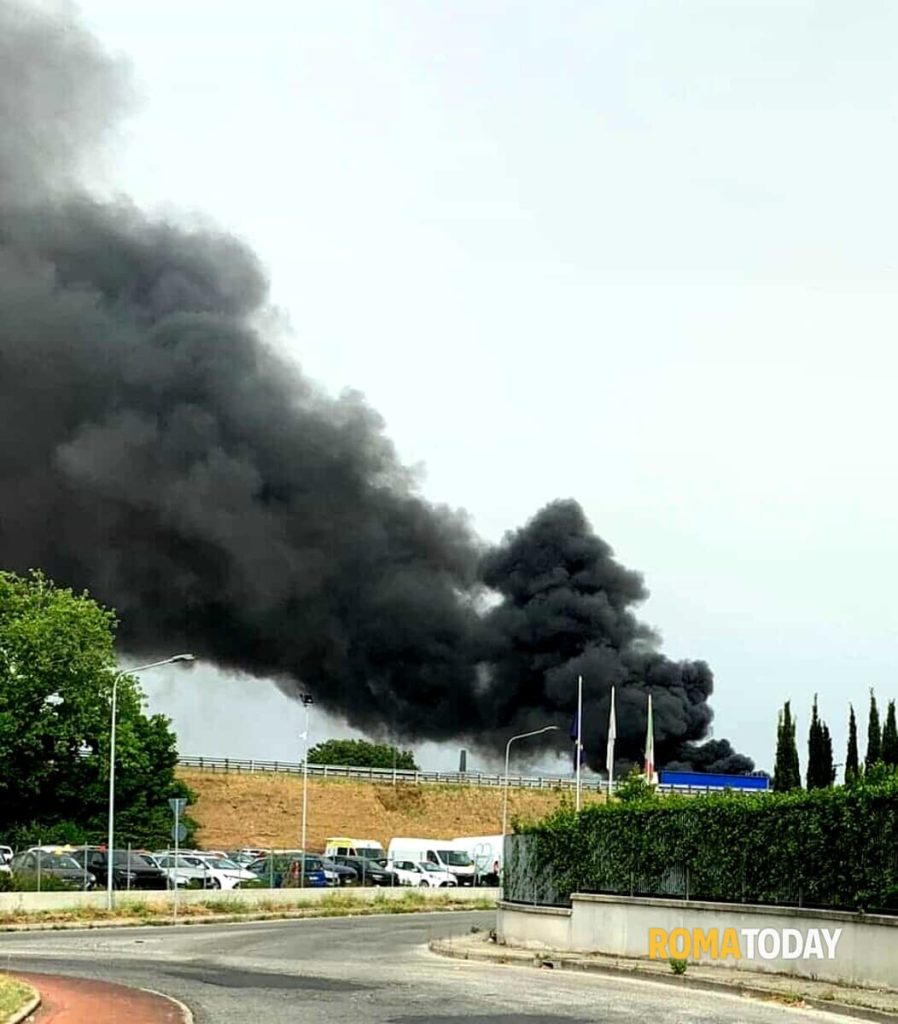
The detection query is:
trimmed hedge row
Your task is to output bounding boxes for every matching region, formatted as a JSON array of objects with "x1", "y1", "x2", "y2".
[{"x1": 509, "y1": 779, "x2": 898, "y2": 911}]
